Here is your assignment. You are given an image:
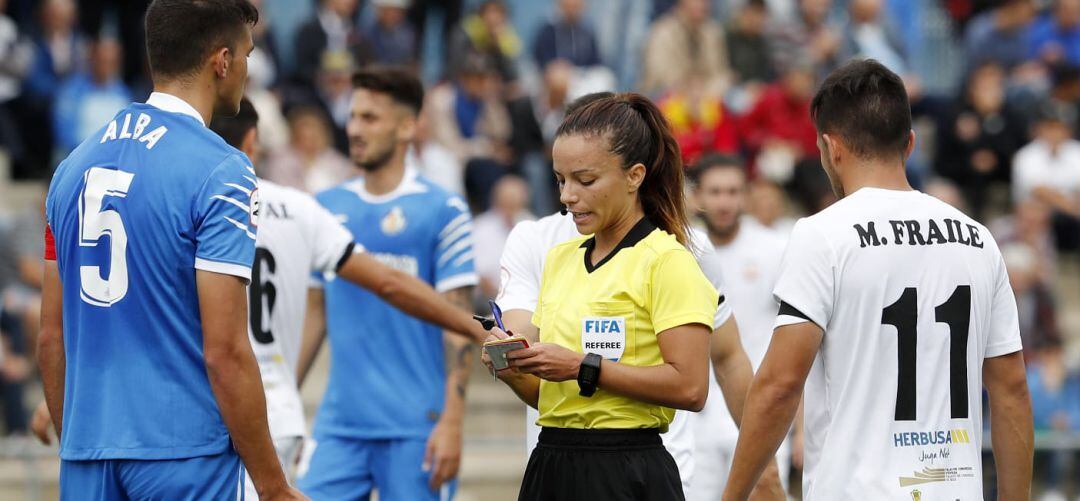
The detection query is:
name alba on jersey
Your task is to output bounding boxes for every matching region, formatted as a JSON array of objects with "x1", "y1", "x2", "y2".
[{"x1": 99, "y1": 111, "x2": 169, "y2": 150}]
